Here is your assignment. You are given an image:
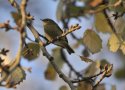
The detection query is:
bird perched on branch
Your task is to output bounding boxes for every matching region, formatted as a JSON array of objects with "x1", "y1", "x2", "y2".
[{"x1": 41, "y1": 18, "x2": 74, "y2": 54}]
